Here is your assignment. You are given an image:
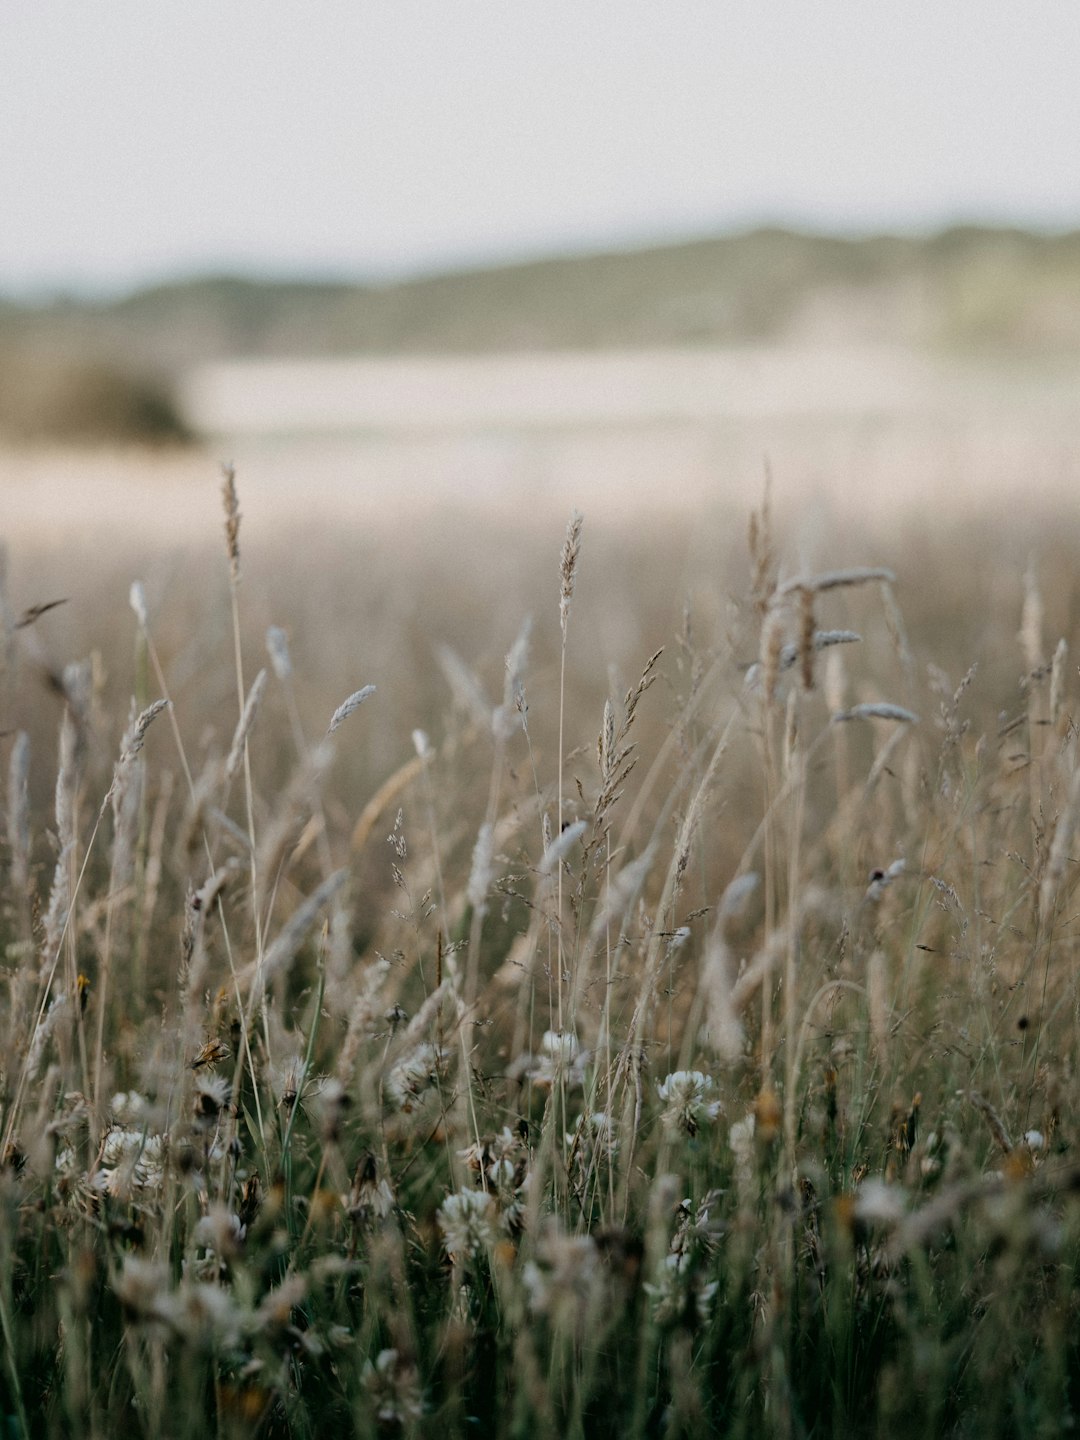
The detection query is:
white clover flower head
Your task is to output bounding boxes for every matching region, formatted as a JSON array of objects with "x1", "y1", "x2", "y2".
[
  {"x1": 110, "y1": 1091, "x2": 148, "y2": 1124},
  {"x1": 532, "y1": 1031, "x2": 589, "y2": 1089},
  {"x1": 854, "y1": 1177, "x2": 908, "y2": 1227},
  {"x1": 113, "y1": 1256, "x2": 175, "y2": 1329},
  {"x1": 438, "y1": 1188, "x2": 498, "y2": 1262},
  {"x1": 570, "y1": 1110, "x2": 616, "y2": 1143},
  {"x1": 458, "y1": 1126, "x2": 525, "y2": 1188},
  {"x1": 385, "y1": 1043, "x2": 443, "y2": 1112},
  {"x1": 193, "y1": 1205, "x2": 246, "y2": 1257},
  {"x1": 542, "y1": 1029, "x2": 579, "y2": 1062},
  {"x1": 172, "y1": 1280, "x2": 246, "y2": 1349},
  {"x1": 54, "y1": 1144, "x2": 79, "y2": 1178},
  {"x1": 656, "y1": 1070, "x2": 722, "y2": 1136},
  {"x1": 94, "y1": 1127, "x2": 166, "y2": 1195},
  {"x1": 361, "y1": 1348, "x2": 424, "y2": 1425},
  {"x1": 522, "y1": 1230, "x2": 600, "y2": 1326}
]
